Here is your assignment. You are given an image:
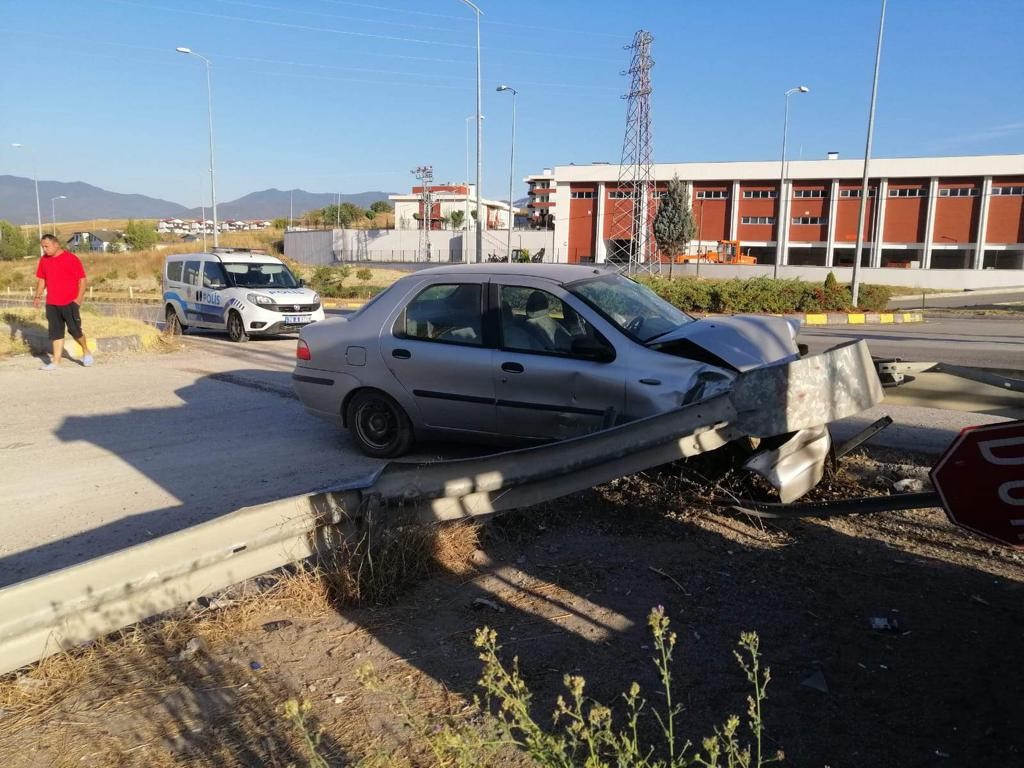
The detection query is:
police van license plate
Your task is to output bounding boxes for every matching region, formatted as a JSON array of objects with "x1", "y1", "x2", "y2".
[{"x1": 284, "y1": 315, "x2": 312, "y2": 325}]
